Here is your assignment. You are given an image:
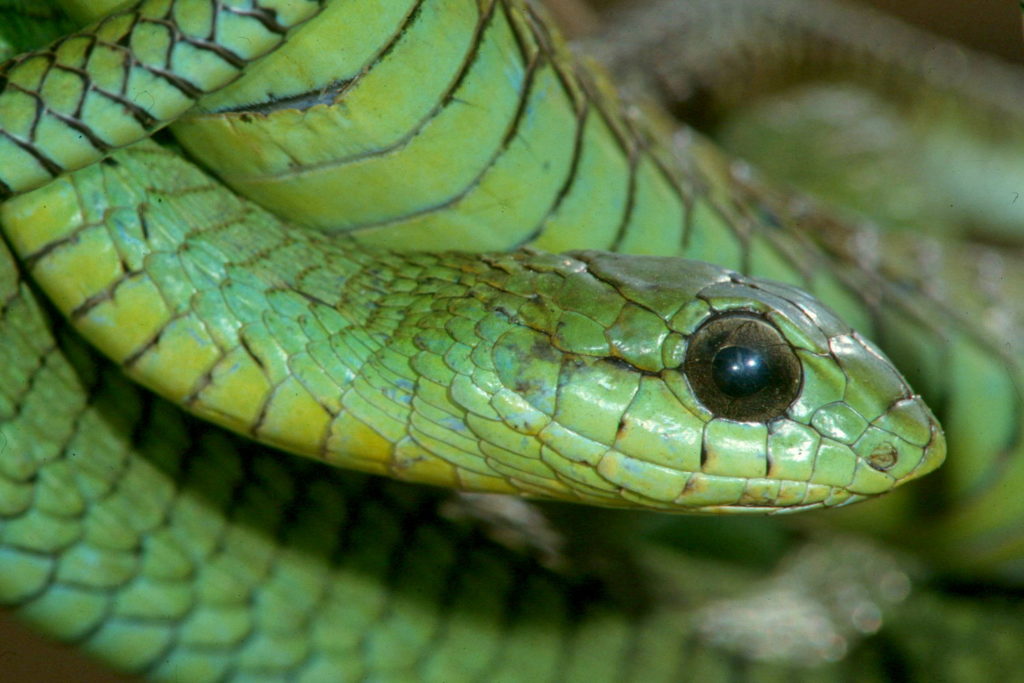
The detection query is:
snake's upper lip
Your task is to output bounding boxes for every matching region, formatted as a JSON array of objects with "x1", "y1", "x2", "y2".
[{"x1": 913, "y1": 422, "x2": 947, "y2": 480}]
